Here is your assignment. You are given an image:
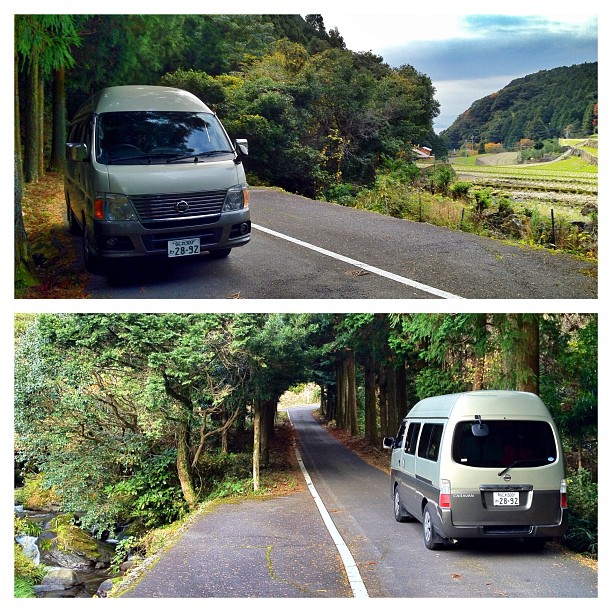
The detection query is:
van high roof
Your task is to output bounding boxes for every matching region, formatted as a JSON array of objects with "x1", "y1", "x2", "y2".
[
  {"x1": 74, "y1": 85, "x2": 212, "y2": 118},
  {"x1": 405, "y1": 390, "x2": 550, "y2": 420}
]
